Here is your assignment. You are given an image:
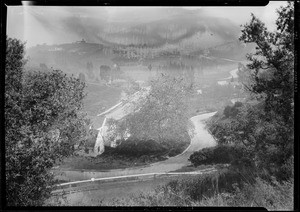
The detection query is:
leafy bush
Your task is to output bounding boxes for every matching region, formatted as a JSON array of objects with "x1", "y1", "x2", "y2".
[
  {"x1": 163, "y1": 168, "x2": 248, "y2": 201},
  {"x1": 223, "y1": 102, "x2": 243, "y2": 118},
  {"x1": 167, "y1": 148, "x2": 182, "y2": 157}
]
